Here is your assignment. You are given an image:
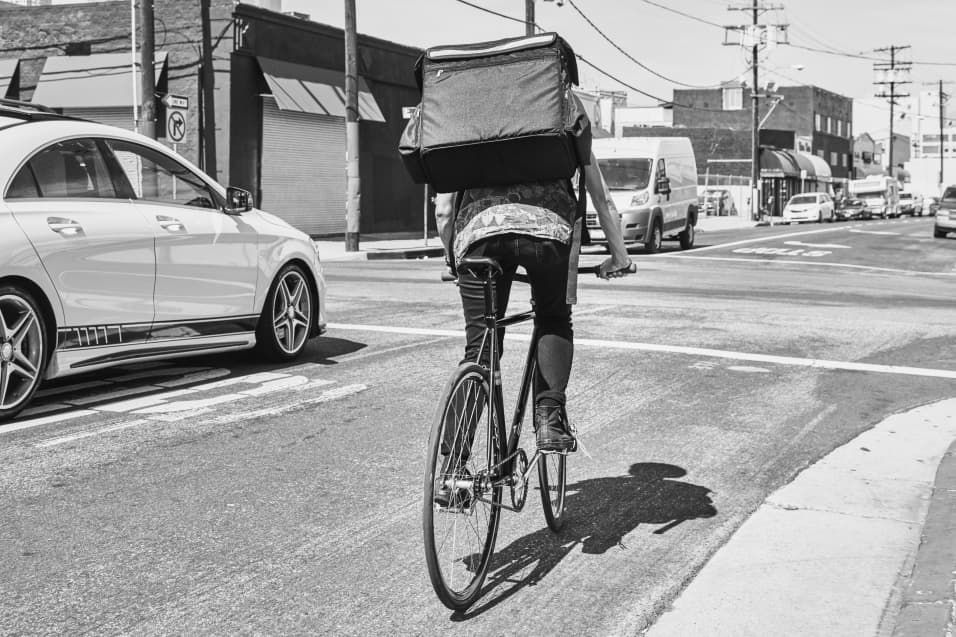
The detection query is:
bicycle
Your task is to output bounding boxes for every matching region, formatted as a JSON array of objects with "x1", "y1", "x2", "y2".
[{"x1": 422, "y1": 255, "x2": 634, "y2": 610}]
